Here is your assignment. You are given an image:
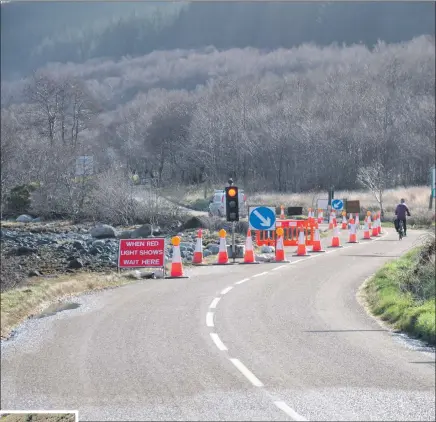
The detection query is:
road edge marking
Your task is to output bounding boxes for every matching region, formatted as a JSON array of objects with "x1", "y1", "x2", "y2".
[
  {"x1": 229, "y1": 358, "x2": 264, "y2": 387},
  {"x1": 221, "y1": 286, "x2": 234, "y2": 295},
  {"x1": 206, "y1": 311, "x2": 214, "y2": 327},
  {"x1": 209, "y1": 297, "x2": 221, "y2": 308},
  {"x1": 210, "y1": 332, "x2": 228, "y2": 351},
  {"x1": 274, "y1": 400, "x2": 308, "y2": 421}
]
